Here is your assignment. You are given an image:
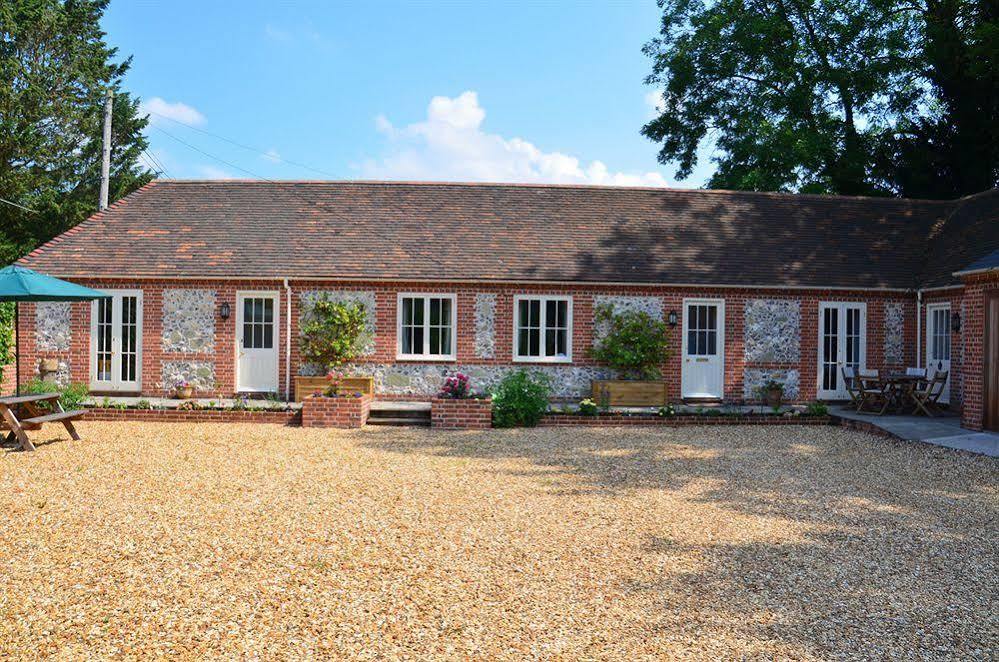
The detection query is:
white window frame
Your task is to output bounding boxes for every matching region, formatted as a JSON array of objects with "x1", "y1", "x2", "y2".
[
  {"x1": 396, "y1": 293, "x2": 457, "y2": 361},
  {"x1": 512, "y1": 295, "x2": 573, "y2": 363},
  {"x1": 89, "y1": 289, "x2": 144, "y2": 391}
]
